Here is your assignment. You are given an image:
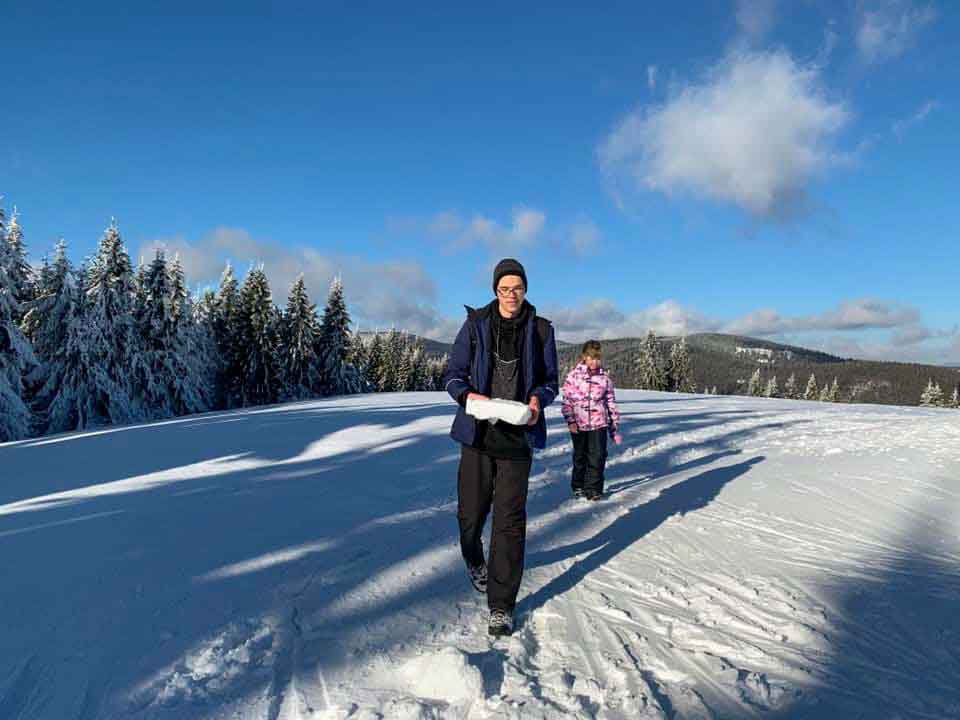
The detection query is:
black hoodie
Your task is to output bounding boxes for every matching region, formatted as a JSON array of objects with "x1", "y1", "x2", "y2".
[{"x1": 476, "y1": 300, "x2": 532, "y2": 460}]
